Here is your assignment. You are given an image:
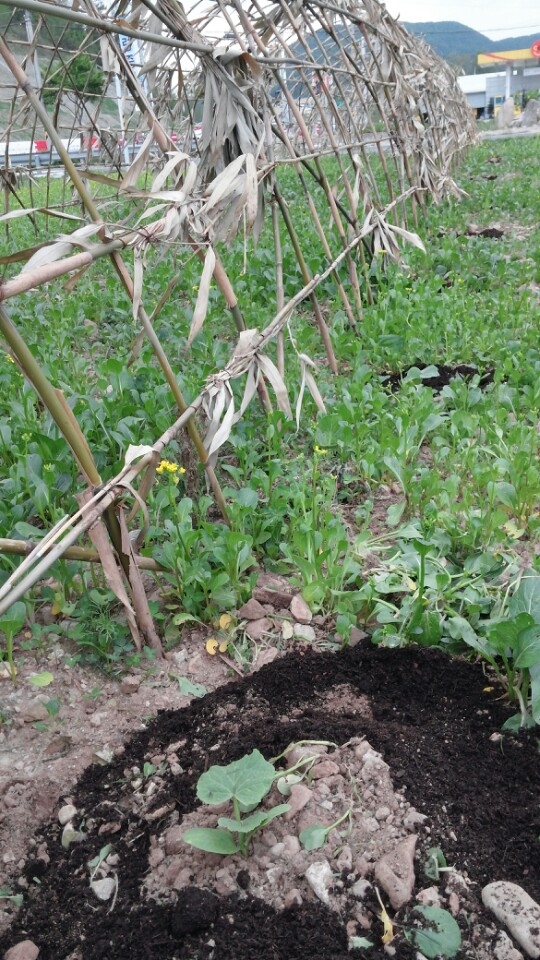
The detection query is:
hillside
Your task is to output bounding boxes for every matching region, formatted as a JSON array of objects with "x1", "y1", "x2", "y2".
[{"x1": 403, "y1": 21, "x2": 539, "y2": 72}]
